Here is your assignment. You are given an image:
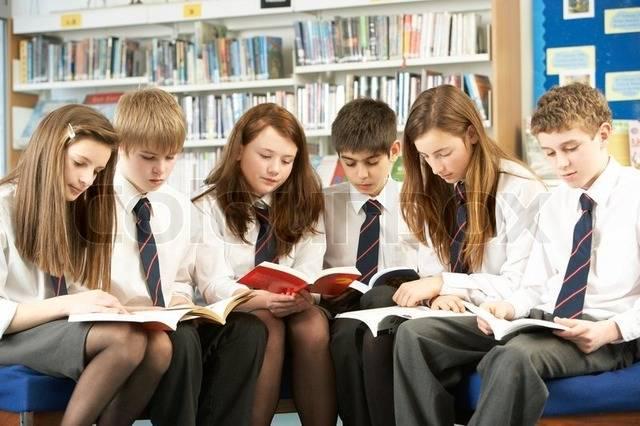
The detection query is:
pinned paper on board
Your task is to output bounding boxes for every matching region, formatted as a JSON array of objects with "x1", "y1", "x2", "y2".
[{"x1": 546, "y1": 46, "x2": 595, "y2": 75}]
